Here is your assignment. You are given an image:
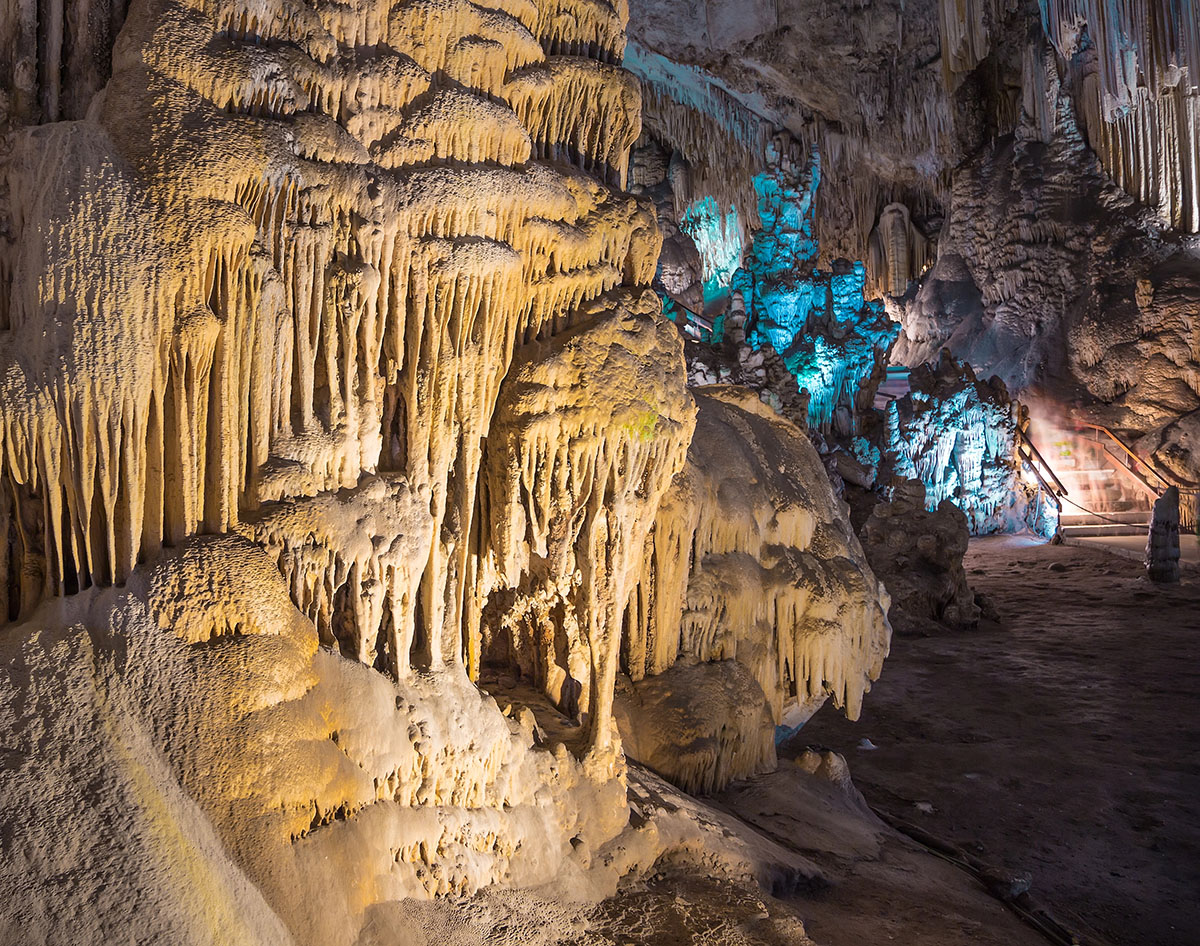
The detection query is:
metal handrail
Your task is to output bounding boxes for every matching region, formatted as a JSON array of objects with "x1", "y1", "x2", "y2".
[
  {"x1": 664, "y1": 296, "x2": 716, "y2": 334},
  {"x1": 1014, "y1": 427, "x2": 1066, "y2": 513},
  {"x1": 1016, "y1": 427, "x2": 1068, "y2": 497},
  {"x1": 1099, "y1": 446, "x2": 1160, "y2": 498},
  {"x1": 1017, "y1": 444, "x2": 1064, "y2": 512},
  {"x1": 1072, "y1": 422, "x2": 1197, "y2": 532},
  {"x1": 1073, "y1": 422, "x2": 1173, "y2": 491}
]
